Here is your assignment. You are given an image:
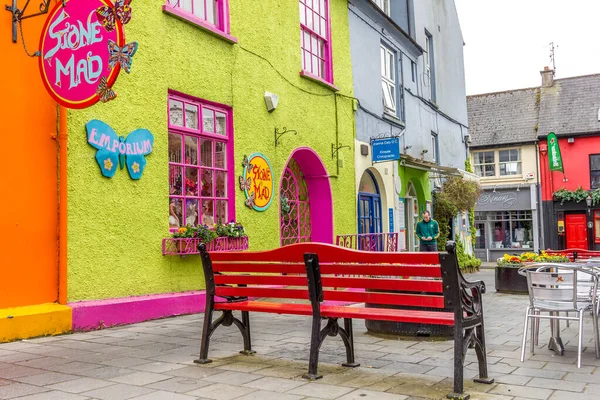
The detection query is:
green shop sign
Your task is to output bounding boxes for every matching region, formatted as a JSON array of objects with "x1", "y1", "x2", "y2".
[{"x1": 547, "y1": 132, "x2": 564, "y2": 172}]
